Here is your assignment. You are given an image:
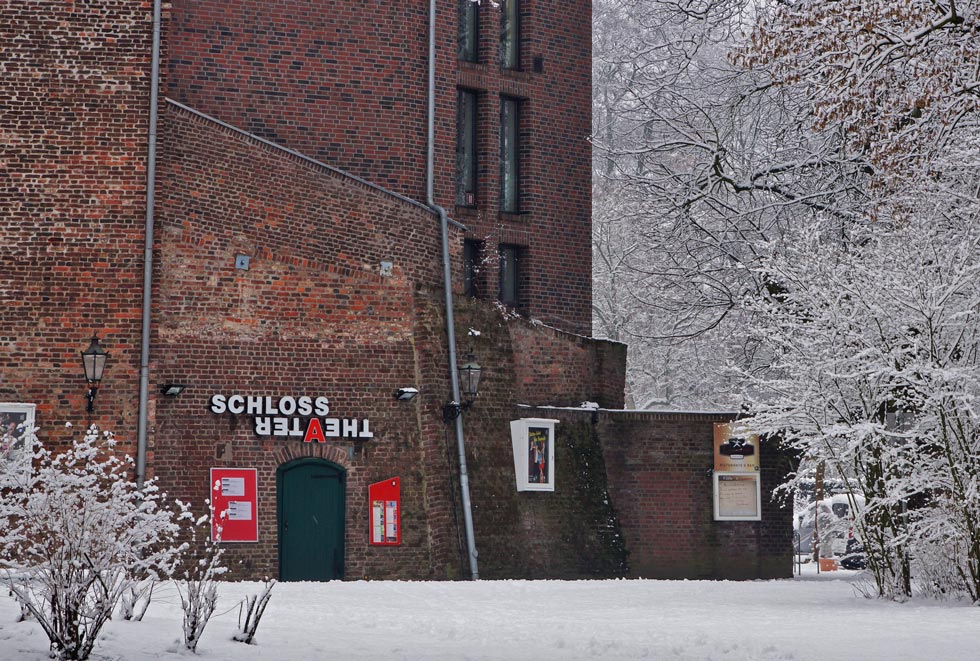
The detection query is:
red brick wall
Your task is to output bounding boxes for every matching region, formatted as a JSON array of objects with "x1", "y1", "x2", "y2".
[
  {"x1": 509, "y1": 320, "x2": 626, "y2": 409},
  {"x1": 437, "y1": 301, "x2": 630, "y2": 579},
  {"x1": 455, "y1": 0, "x2": 593, "y2": 335},
  {"x1": 165, "y1": 0, "x2": 593, "y2": 336},
  {"x1": 165, "y1": 0, "x2": 454, "y2": 206},
  {"x1": 0, "y1": 1, "x2": 154, "y2": 451},
  {"x1": 153, "y1": 103, "x2": 464, "y2": 579},
  {"x1": 597, "y1": 411, "x2": 793, "y2": 579}
]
